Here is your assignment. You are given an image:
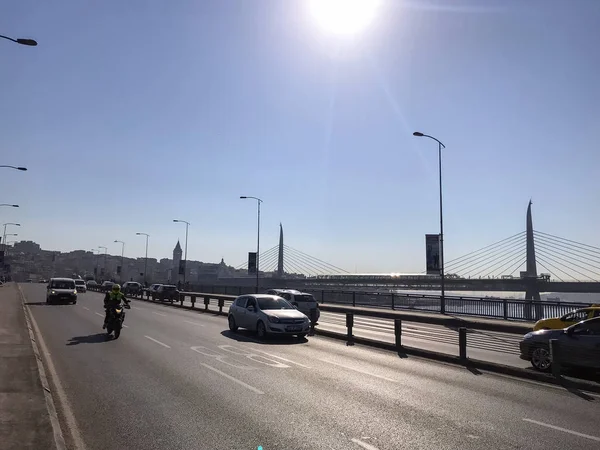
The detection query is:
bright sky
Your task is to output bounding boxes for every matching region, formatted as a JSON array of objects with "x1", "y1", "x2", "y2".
[{"x1": 2, "y1": 0, "x2": 599, "y2": 273}]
